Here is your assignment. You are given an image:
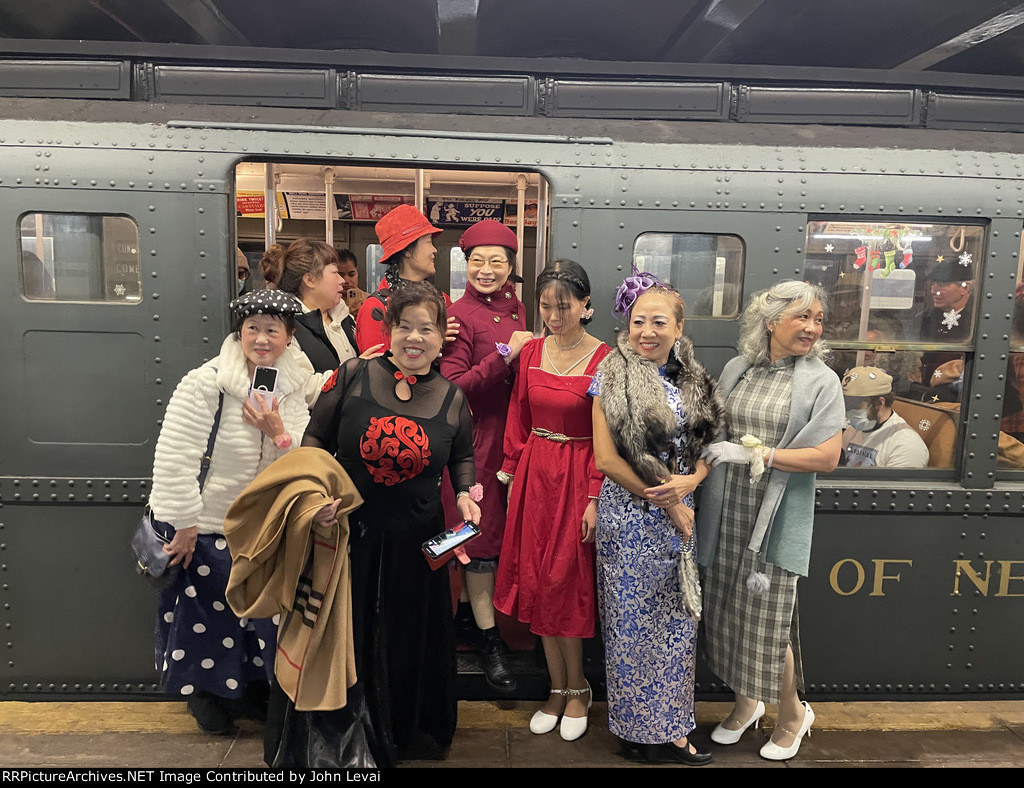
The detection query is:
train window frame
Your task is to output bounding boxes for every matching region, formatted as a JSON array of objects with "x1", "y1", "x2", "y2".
[
  {"x1": 805, "y1": 218, "x2": 986, "y2": 349},
  {"x1": 17, "y1": 211, "x2": 143, "y2": 305},
  {"x1": 804, "y1": 217, "x2": 989, "y2": 479},
  {"x1": 996, "y1": 230, "x2": 1024, "y2": 476},
  {"x1": 631, "y1": 232, "x2": 745, "y2": 319}
]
